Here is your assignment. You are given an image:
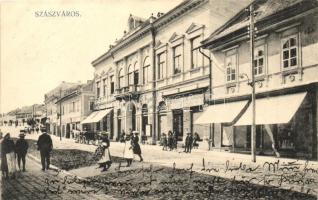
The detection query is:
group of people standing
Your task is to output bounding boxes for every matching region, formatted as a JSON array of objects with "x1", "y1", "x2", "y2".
[
  {"x1": 1, "y1": 131, "x2": 28, "y2": 179},
  {"x1": 0, "y1": 127, "x2": 53, "y2": 179},
  {"x1": 96, "y1": 129, "x2": 143, "y2": 172},
  {"x1": 161, "y1": 131, "x2": 178, "y2": 151},
  {"x1": 161, "y1": 131, "x2": 201, "y2": 153}
]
